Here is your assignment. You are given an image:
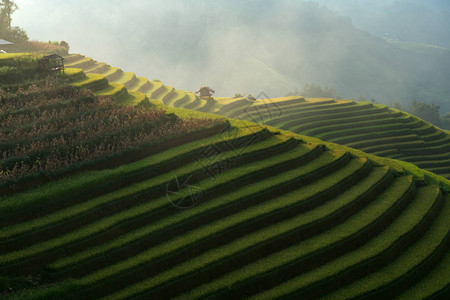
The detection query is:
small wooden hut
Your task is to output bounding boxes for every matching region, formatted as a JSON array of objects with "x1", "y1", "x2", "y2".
[
  {"x1": 196, "y1": 85, "x2": 215, "y2": 100},
  {"x1": 38, "y1": 54, "x2": 65, "y2": 74}
]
